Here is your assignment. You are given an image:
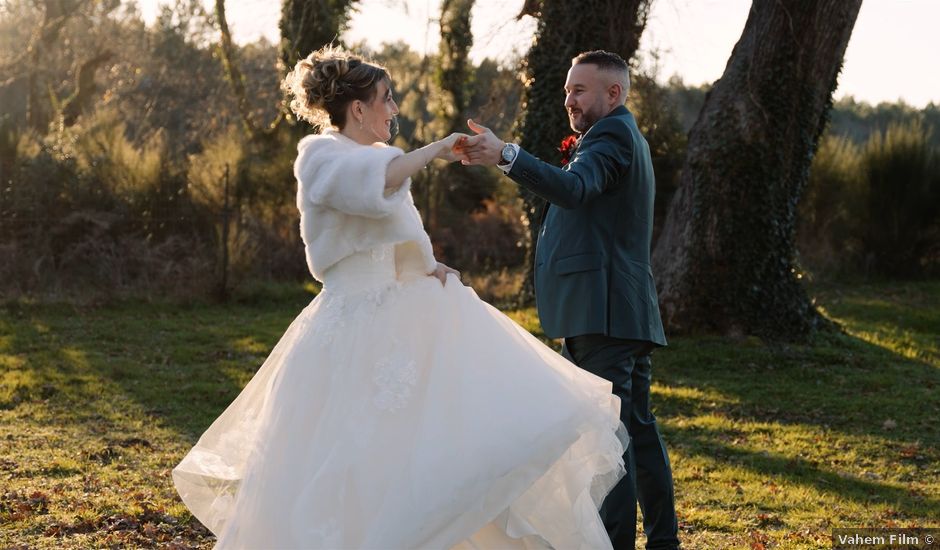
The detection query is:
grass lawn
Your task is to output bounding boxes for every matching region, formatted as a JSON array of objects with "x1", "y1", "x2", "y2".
[{"x1": 1, "y1": 280, "x2": 937, "y2": 549}]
